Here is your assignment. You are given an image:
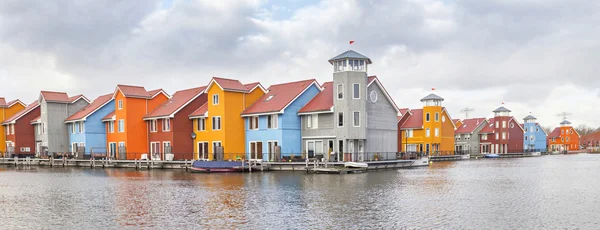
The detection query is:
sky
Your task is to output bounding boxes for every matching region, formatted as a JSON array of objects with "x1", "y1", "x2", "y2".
[{"x1": 1, "y1": 0, "x2": 599, "y2": 127}]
